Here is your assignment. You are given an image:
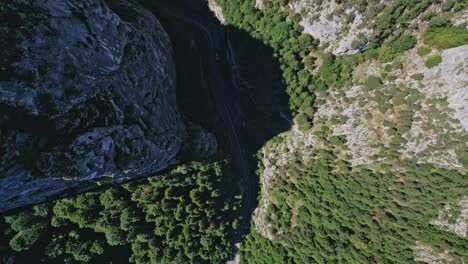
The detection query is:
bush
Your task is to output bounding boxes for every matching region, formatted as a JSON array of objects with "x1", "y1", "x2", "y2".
[
  {"x1": 365, "y1": 76, "x2": 383, "y2": 89},
  {"x1": 417, "y1": 46, "x2": 431, "y2": 56},
  {"x1": 303, "y1": 56, "x2": 316, "y2": 69},
  {"x1": 378, "y1": 35, "x2": 417, "y2": 62},
  {"x1": 454, "y1": 0, "x2": 468, "y2": 12},
  {"x1": 318, "y1": 54, "x2": 355, "y2": 88},
  {"x1": 392, "y1": 61, "x2": 403, "y2": 70},
  {"x1": 9, "y1": 230, "x2": 41, "y2": 251},
  {"x1": 391, "y1": 35, "x2": 417, "y2": 52},
  {"x1": 421, "y1": 11, "x2": 437, "y2": 21},
  {"x1": 377, "y1": 45, "x2": 398, "y2": 62},
  {"x1": 425, "y1": 55, "x2": 442, "y2": 68},
  {"x1": 295, "y1": 113, "x2": 310, "y2": 131},
  {"x1": 410, "y1": 73, "x2": 424, "y2": 81},
  {"x1": 428, "y1": 13, "x2": 452, "y2": 27},
  {"x1": 424, "y1": 27, "x2": 468, "y2": 49},
  {"x1": 364, "y1": 48, "x2": 379, "y2": 60}
]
